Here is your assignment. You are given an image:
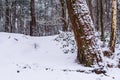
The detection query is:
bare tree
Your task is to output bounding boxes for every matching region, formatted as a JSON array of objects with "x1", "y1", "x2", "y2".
[
  {"x1": 100, "y1": 0, "x2": 104, "y2": 41},
  {"x1": 30, "y1": 0, "x2": 37, "y2": 36},
  {"x1": 0, "y1": 0, "x2": 3, "y2": 19},
  {"x1": 5, "y1": 0, "x2": 10, "y2": 32},
  {"x1": 109, "y1": 0, "x2": 117, "y2": 52},
  {"x1": 60, "y1": 0, "x2": 68, "y2": 31},
  {"x1": 87, "y1": 0, "x2": 93, "y2": 21},
  {"x1": 11, "y1": 0, "x2": 17, "y2": 33},
  {"x1": 96, "y1": 0, "x2": 100, "y2": 31}
]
